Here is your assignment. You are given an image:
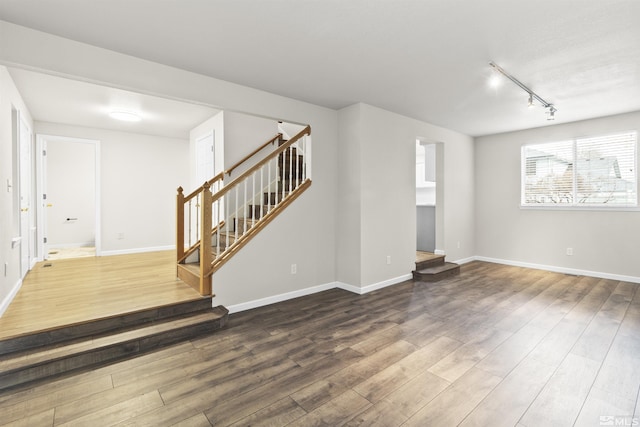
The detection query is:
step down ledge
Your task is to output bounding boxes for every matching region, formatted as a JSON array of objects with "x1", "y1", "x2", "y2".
[
  {"x1": 0, "y1": 306, "x2": 228, "y2": 392},
  {"x1": 0, "y1": 297, "x2": 213, "y2": 356}
]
